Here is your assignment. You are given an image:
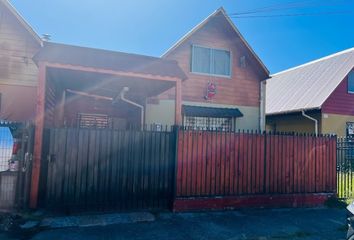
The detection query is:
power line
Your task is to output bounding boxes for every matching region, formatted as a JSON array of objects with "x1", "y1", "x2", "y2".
[
  {"x1": 229, "y1": 10, "x2": 354, "y2": 18},
  {"x1": 229, "y1": 0, "x2": 354, "y2": 16},
  {"x1": 229, "y1": 0, "x2": 319, "y2": 16}
]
